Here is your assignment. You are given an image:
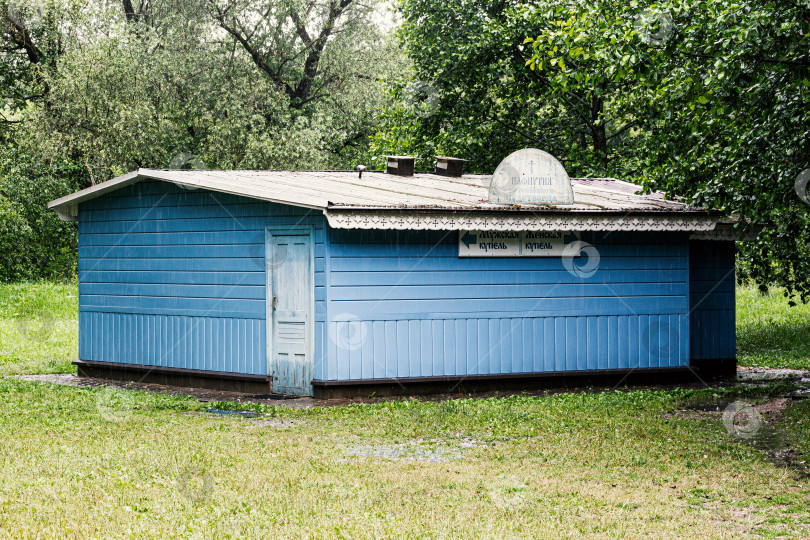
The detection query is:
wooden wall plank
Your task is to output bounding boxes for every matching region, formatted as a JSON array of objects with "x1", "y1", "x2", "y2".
[
  {"x1": 689, "y1": 240, "x2": 736, "y2": 361},
  {"x1": 77, "y1": 180, "x2": 326, "y2": 376},
  {"x1": 78, "y1": 312, "x2": 266, "y2": 375},
  {"x1": 330, "y1": 257, "x2": 686, "y2": 272}
]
